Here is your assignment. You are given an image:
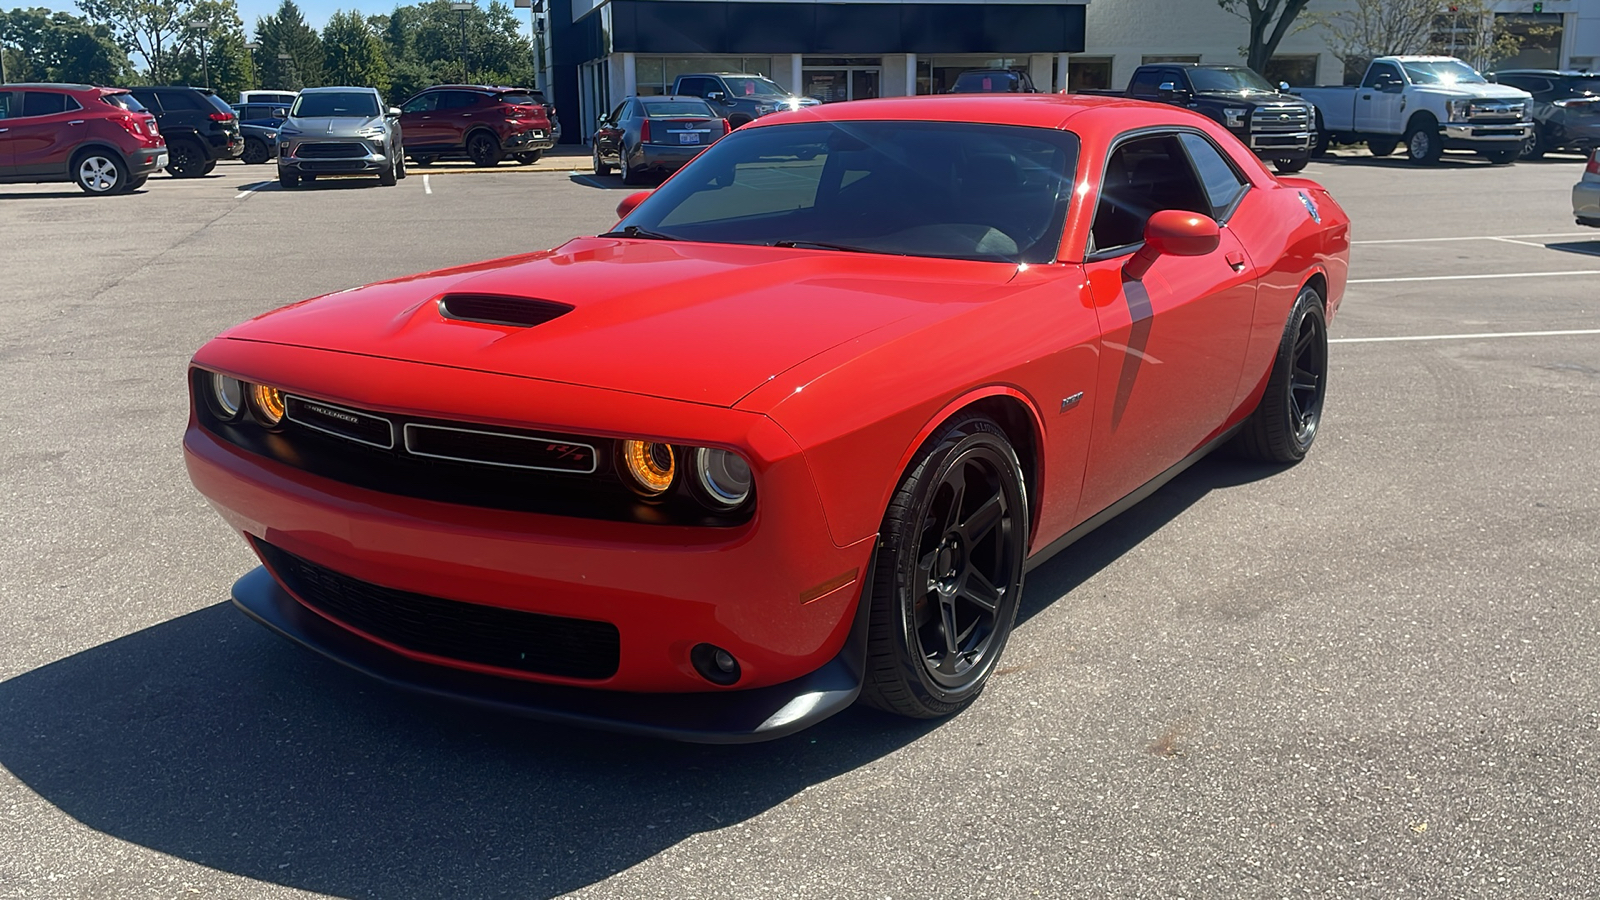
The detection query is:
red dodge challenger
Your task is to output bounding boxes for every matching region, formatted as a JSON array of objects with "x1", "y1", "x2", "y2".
[{"x1": 185, "y1": 95, "x2": 1349, "y2": 742}]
